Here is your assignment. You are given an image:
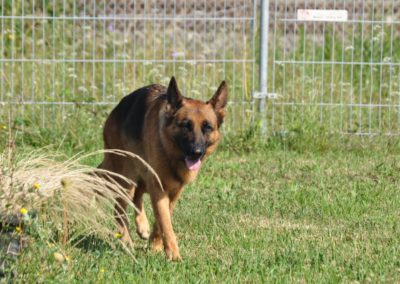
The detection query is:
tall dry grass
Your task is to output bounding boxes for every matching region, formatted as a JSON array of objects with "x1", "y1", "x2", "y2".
[{"x1": 0, "y1": 144, "x2": 162, "y2": 258}]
